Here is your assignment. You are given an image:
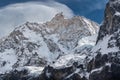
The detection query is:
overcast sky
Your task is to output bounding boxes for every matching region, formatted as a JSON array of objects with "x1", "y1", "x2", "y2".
[{"x1": 0, "y1": 0, "x2": 108, "y2": 38}]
